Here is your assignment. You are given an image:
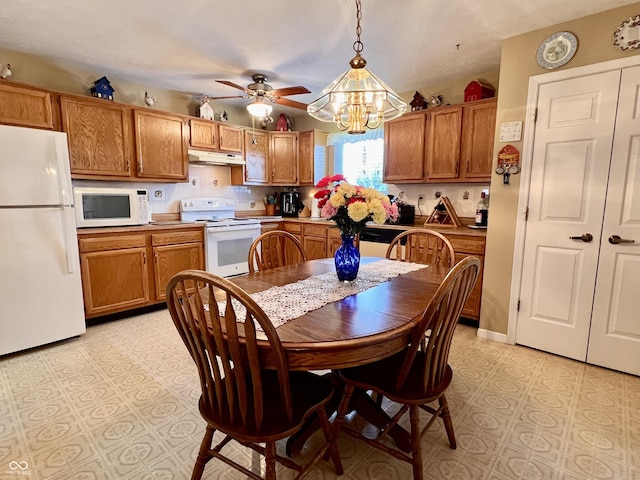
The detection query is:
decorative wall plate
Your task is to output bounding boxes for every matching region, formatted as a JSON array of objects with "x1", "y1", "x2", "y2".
[
  {"x1": 536, "y1": 31, "x2": 578, "y2": 69},
  {"x1": 613, "y1": 15, "x2": 640, "y2": 51}
]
